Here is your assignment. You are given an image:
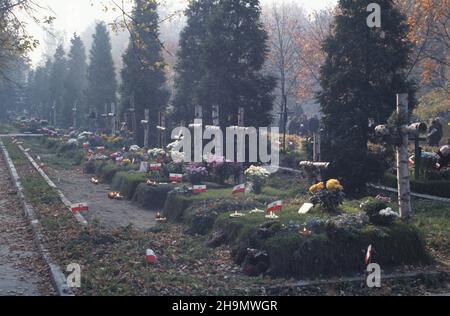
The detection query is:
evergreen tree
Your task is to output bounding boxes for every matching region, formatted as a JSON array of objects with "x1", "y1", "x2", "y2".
[
  {"x1": 172, "y1": 0, "x2": 214, "y2": 124},
  {"x1": 202, "y1": 0, "x2": 275, "y2": 127},
  {"x1": 0, "y1": 57, "x2": 29, "y2": 119},
  {"x1": 120, "y1": 0, "x2": 169, "y2": 146},
  {"x1": 49, "y1": 45, "x2": 67, "y2": 126},
  {"x1": 173, "y1": 0, "x2": 275, "y2": 127},
  {"x1": 34, "y1": 59, "x2": 53, "y2": 121},
  {"x1": 318, "y1": 0, "x2": 416, "y2": 195},
  {"x1": 64, "y1": 33, "x2": 87, "y2": 128},
  {"x1": 85, "y1": 22, "x2": 117, "y2": 126}
]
